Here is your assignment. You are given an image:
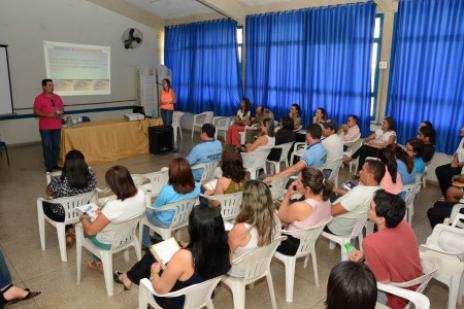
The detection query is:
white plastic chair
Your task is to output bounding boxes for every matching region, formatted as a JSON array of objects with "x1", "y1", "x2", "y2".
[
  {"x1": 140, "y1": 197, "x2": 198, "y2": 241},
  {"x1": 241, "y1": 146, "x2": 273, "y2": 180},
  {"x1": 274, "y1": 218, "x2": 332, "y2": 303},
  {"x1": 191, "y1": 160, "x2": 220, "y2": 185},
  {"x1": 321, "y1": 214, "x2": 367, "y2": 261},
  {"x1": 266, "y1": 142, "x2": 294, "y2": 175},
  {"x1": 215, "y1": 117, "x2": 234, "y2": 140},
  {"x1": 75, "y1": 215, "x2": 143, "y2": 296},
  {"x1": 172, "y1": 111, "x2": 185, "y2": 145},
  {"x1": 191, "y1": 111, "x2": 214, "y2": 140},
  {"x1": 222, "y1": 236, "x2": 286, "y2": 309},
  {"x1": 37, "y1": 191, "x2": 95, "y2": 262},
  {"x1": 45, "y1": 170, "x2": 63, "y2": 185},
  {"x1": 343, "y1": 134, "x2": 362, "y2": 175},
  {"x1": 290, "y1": 142, "x2": 307, "y2": 165},
  {"x1": 269, "y1": 177, "x2": 288, "y2": 202},
  {"x1": 132, "y1": 170, "x2": 169, "y2": 197},
  {"x1": 401, "y1": 184, "x2": 419, "y2": 225},
  {"x1": 420, "y1": 224, "x2": 464, "y2": 309},
  {"x1": 138, "y1": 276, "x2": 222, "y2": 309},
  {"x1": 376, "y1": 283, "x2": 430, "y2": 309},
  {"x1": 443, "y1": 204, "x2": 464, "y2": 228},
  {"x1": 202, "y1": 192, "x2": 243, "y2": 222}
]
